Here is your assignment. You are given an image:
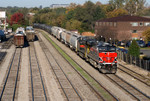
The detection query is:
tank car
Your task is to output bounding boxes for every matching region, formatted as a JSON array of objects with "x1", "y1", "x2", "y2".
[{"x1": 70, "y1": 33, "x2": 81, "y2": 51}]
